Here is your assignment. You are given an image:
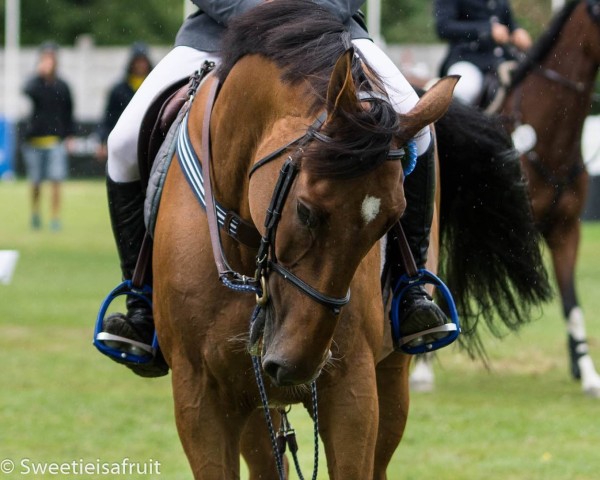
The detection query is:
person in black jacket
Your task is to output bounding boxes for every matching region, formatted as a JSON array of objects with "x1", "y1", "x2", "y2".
[
  {"x1": 21, "y1": 42, "x2": 74, "y2": 231},
  {"x1": 99, "y1": 0, "x2": 453, "y2": 376},
  {"x1": 96, "y1": 43, "x2": 153, "y2": 161},
  {"x1": 434, "y1": 0, "x2": 532, "y2": 105}
]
